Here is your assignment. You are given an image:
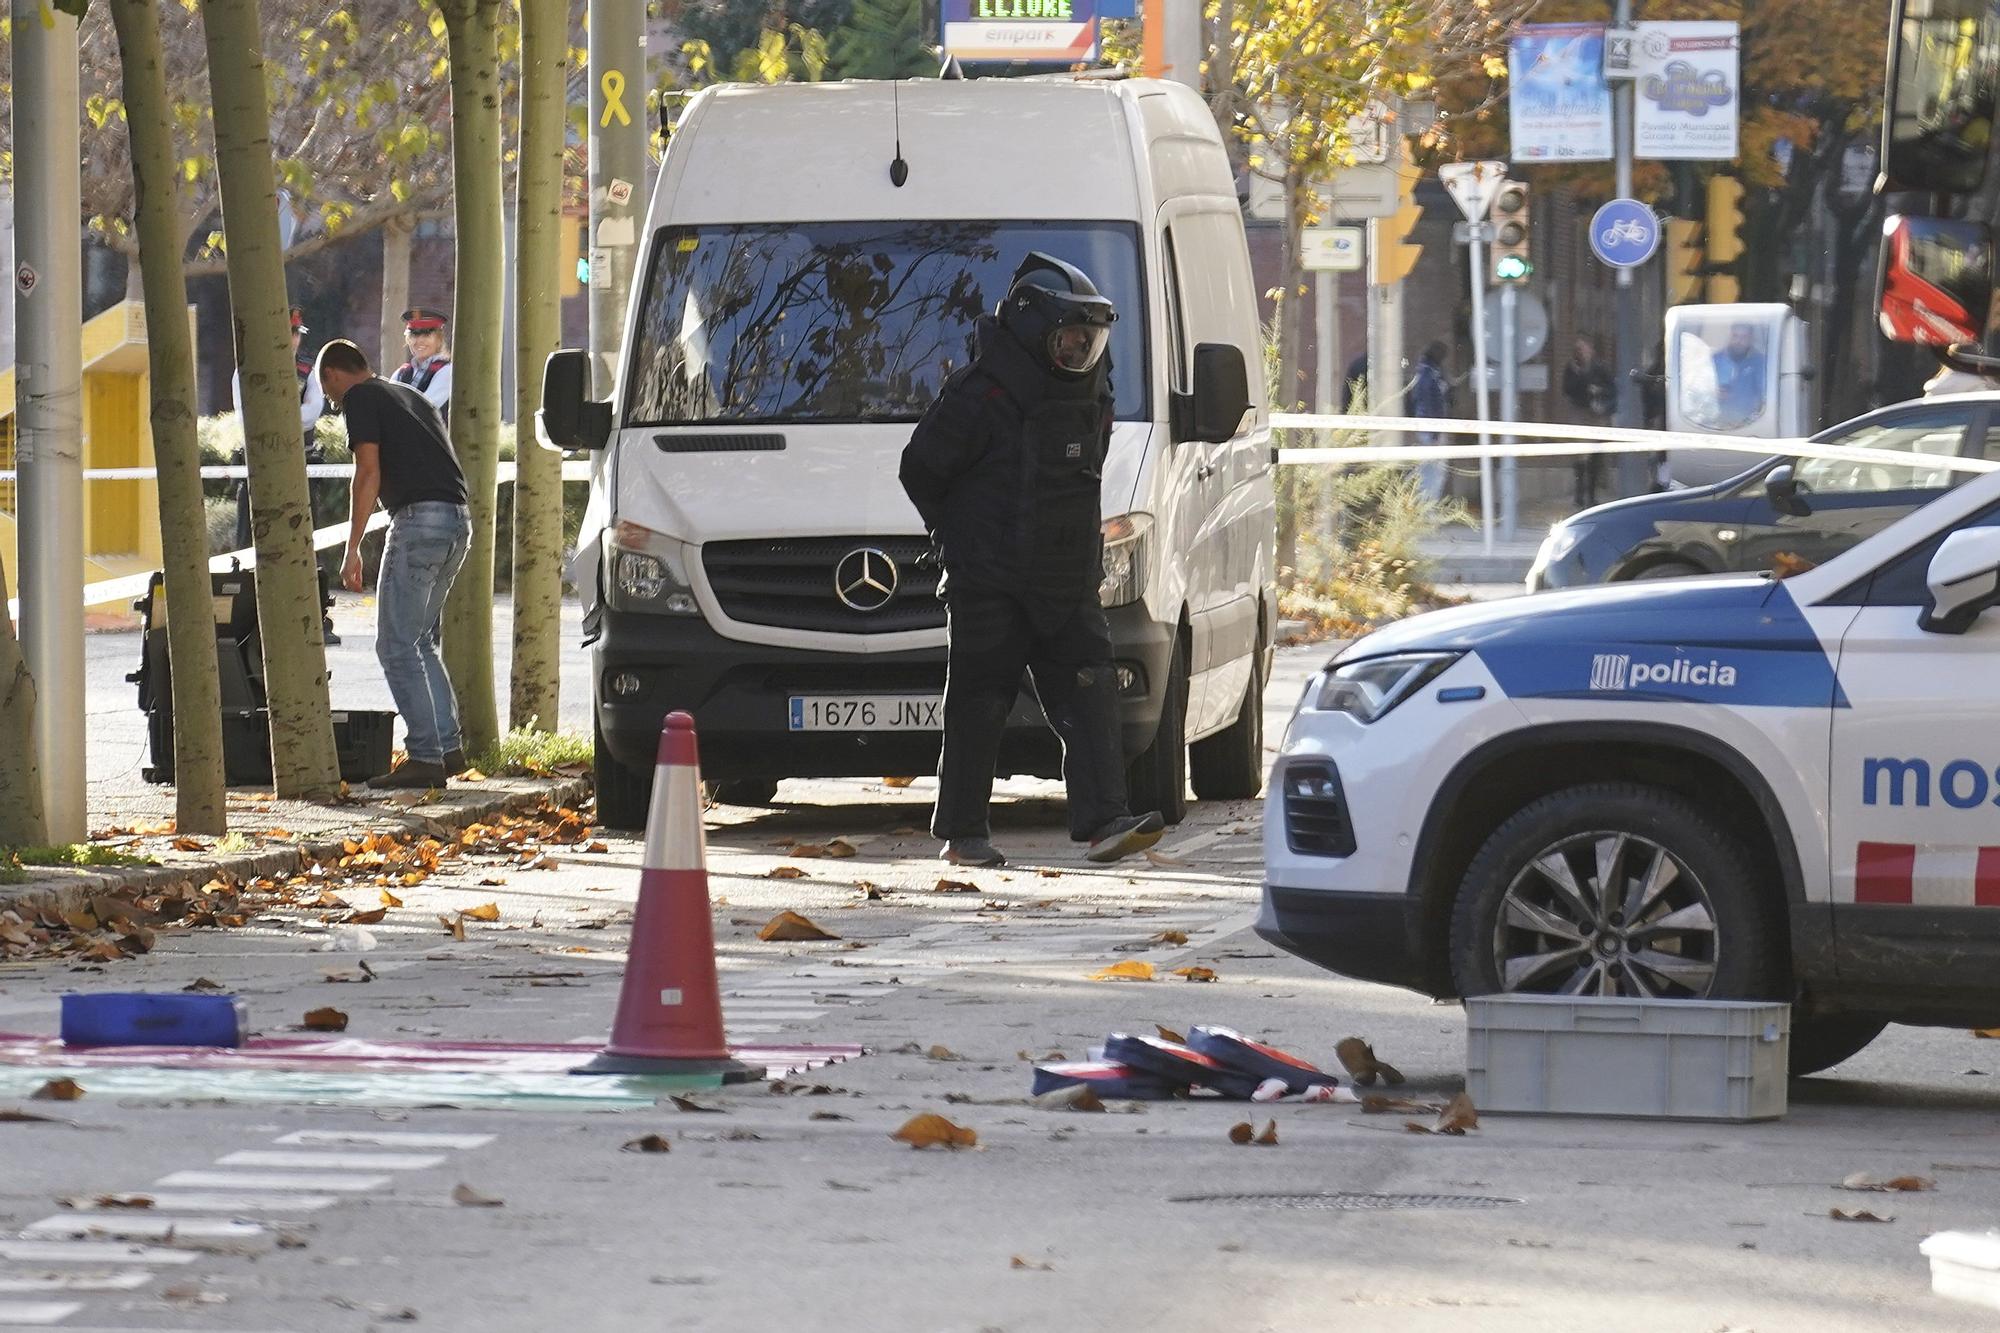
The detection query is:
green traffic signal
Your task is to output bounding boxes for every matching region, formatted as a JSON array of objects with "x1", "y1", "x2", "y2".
[{"x1": 1494, "y1": 254, "x2": 1532, "y2": 281}]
